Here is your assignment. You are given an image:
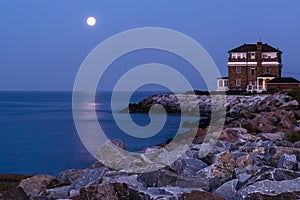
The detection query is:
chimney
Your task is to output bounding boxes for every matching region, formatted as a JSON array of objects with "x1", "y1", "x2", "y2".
[
  {"x1": 257, "y1": 41, "x2": 262, "y2": 53},
  {"x1": 257, "y1": 41, "x2": 263, "y2": 75}
]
